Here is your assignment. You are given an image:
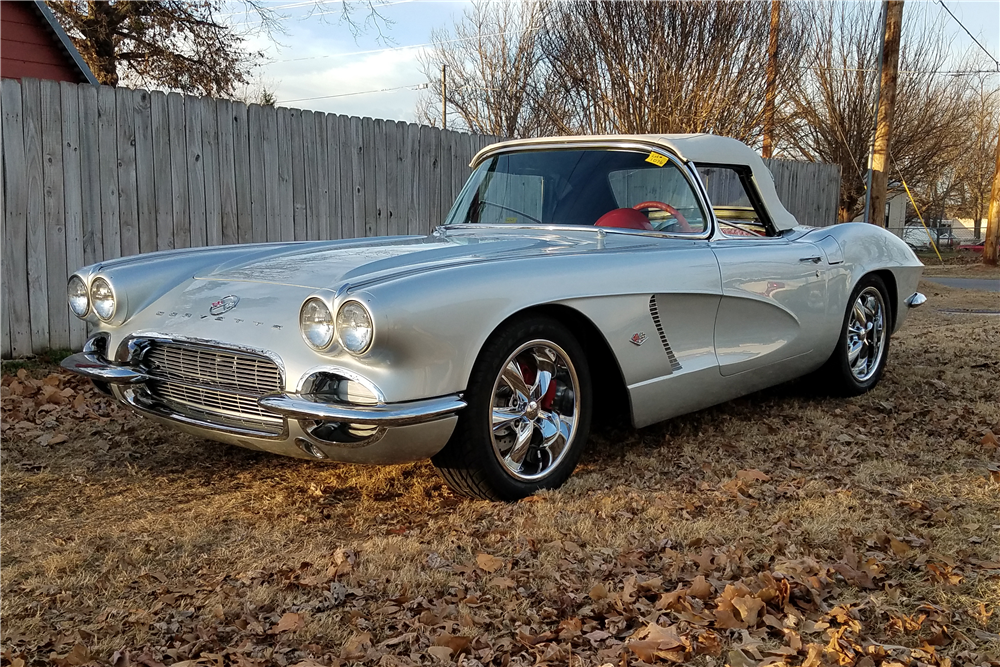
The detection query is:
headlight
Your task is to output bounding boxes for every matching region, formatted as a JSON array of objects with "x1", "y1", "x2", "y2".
[
  {"x1": 300, "y1": 298, "x2": 335, "y2": 350},
  {"x1": 90, "y1": 277, "x2": 116, "y2": 322},
  {"x1": 337, "y1": 300, "x2": 373, "y2": 354},
  {"x1": 68, "y1": 275, "x2": 89, "y2": 318}
]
